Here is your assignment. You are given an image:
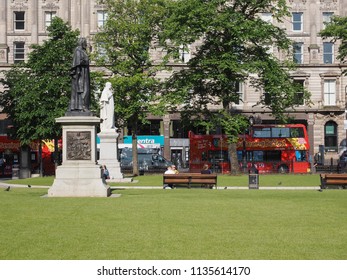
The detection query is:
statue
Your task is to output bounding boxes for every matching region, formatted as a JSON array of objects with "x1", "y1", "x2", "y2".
[
  {"x1": 68, "y1": 37, "x2": 90, "y2": 113},
  {"x1": 100, "y1": 82, "x2": 115, "y2": 131}
]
